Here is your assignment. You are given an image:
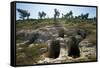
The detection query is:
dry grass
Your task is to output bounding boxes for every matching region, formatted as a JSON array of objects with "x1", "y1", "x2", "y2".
[
  {"x1": 16, "y1": 20, "x2": 97, "y2": 64},
  {"x1": 16, "y1": 44, "x2": 47, "y2": 65}
]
